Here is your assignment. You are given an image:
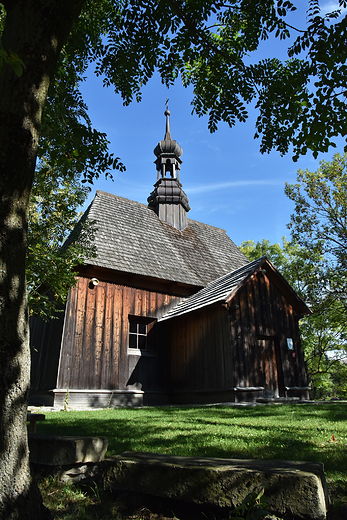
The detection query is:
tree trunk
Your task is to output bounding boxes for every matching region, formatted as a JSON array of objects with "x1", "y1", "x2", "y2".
[{"x1": 0, "y1": 1, "x2": 84, "y2": 517}]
